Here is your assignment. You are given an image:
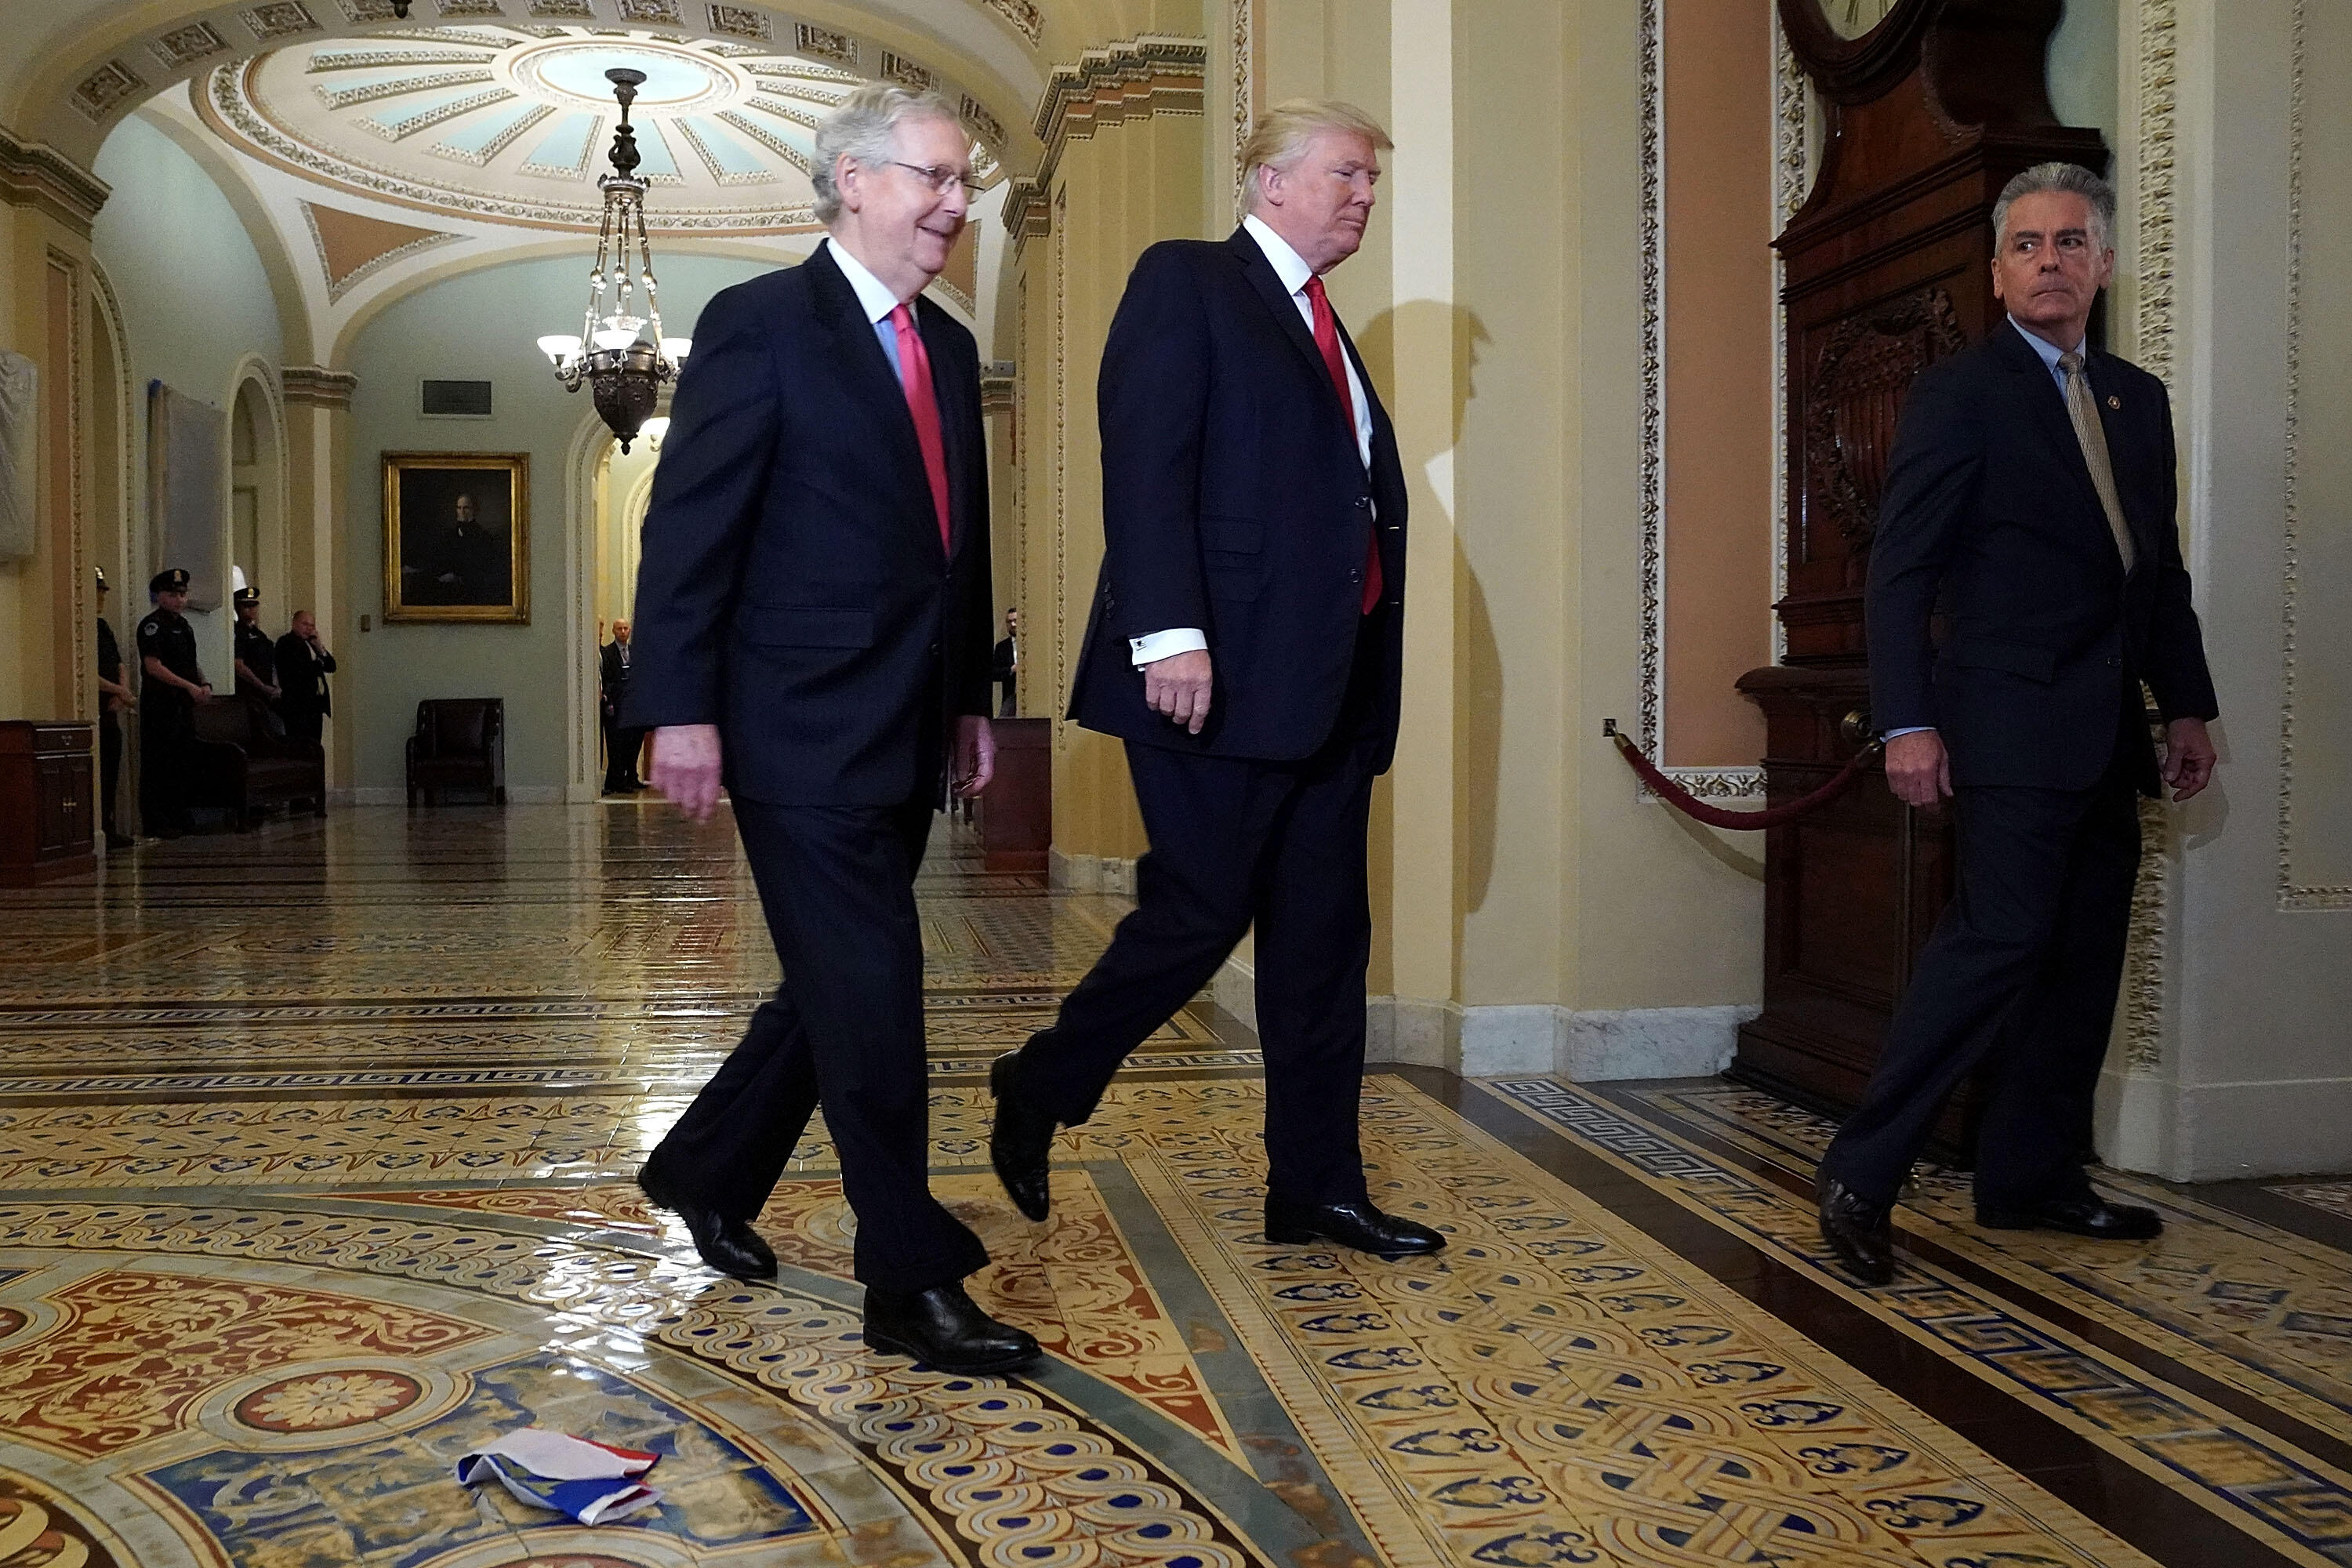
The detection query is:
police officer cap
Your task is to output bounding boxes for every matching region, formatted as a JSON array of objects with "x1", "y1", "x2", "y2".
[
  {"x1": 233, "y1": 586, "x2": 260, "y2": 607},
  {"x1": 94, "y1": 566, "x2": 108, "y2": 592},
  {"x1": 151, "y1": 568, "x2": 190, "y2": 594}
]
